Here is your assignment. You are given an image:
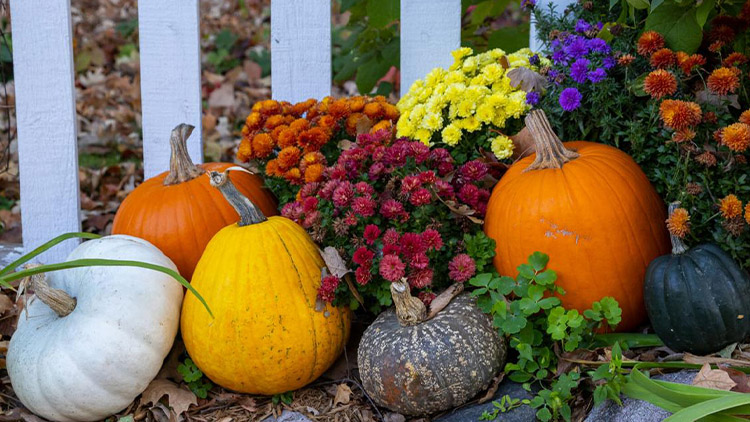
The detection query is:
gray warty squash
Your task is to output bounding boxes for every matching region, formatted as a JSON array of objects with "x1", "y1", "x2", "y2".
[{"x1": 358, "y1": 281, "x2": 507, "y2": 416}]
